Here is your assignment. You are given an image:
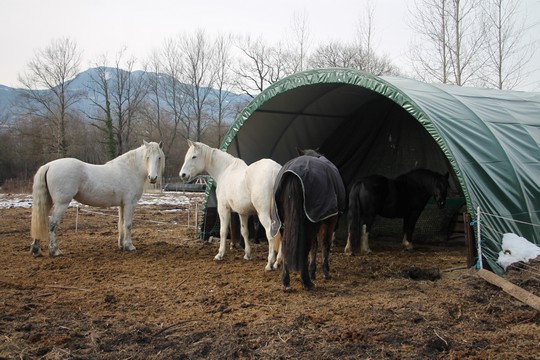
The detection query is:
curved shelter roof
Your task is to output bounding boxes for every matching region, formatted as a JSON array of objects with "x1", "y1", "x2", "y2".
[{"x1": 214, "y1": 68, "x2": 540, "y2": 271}]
